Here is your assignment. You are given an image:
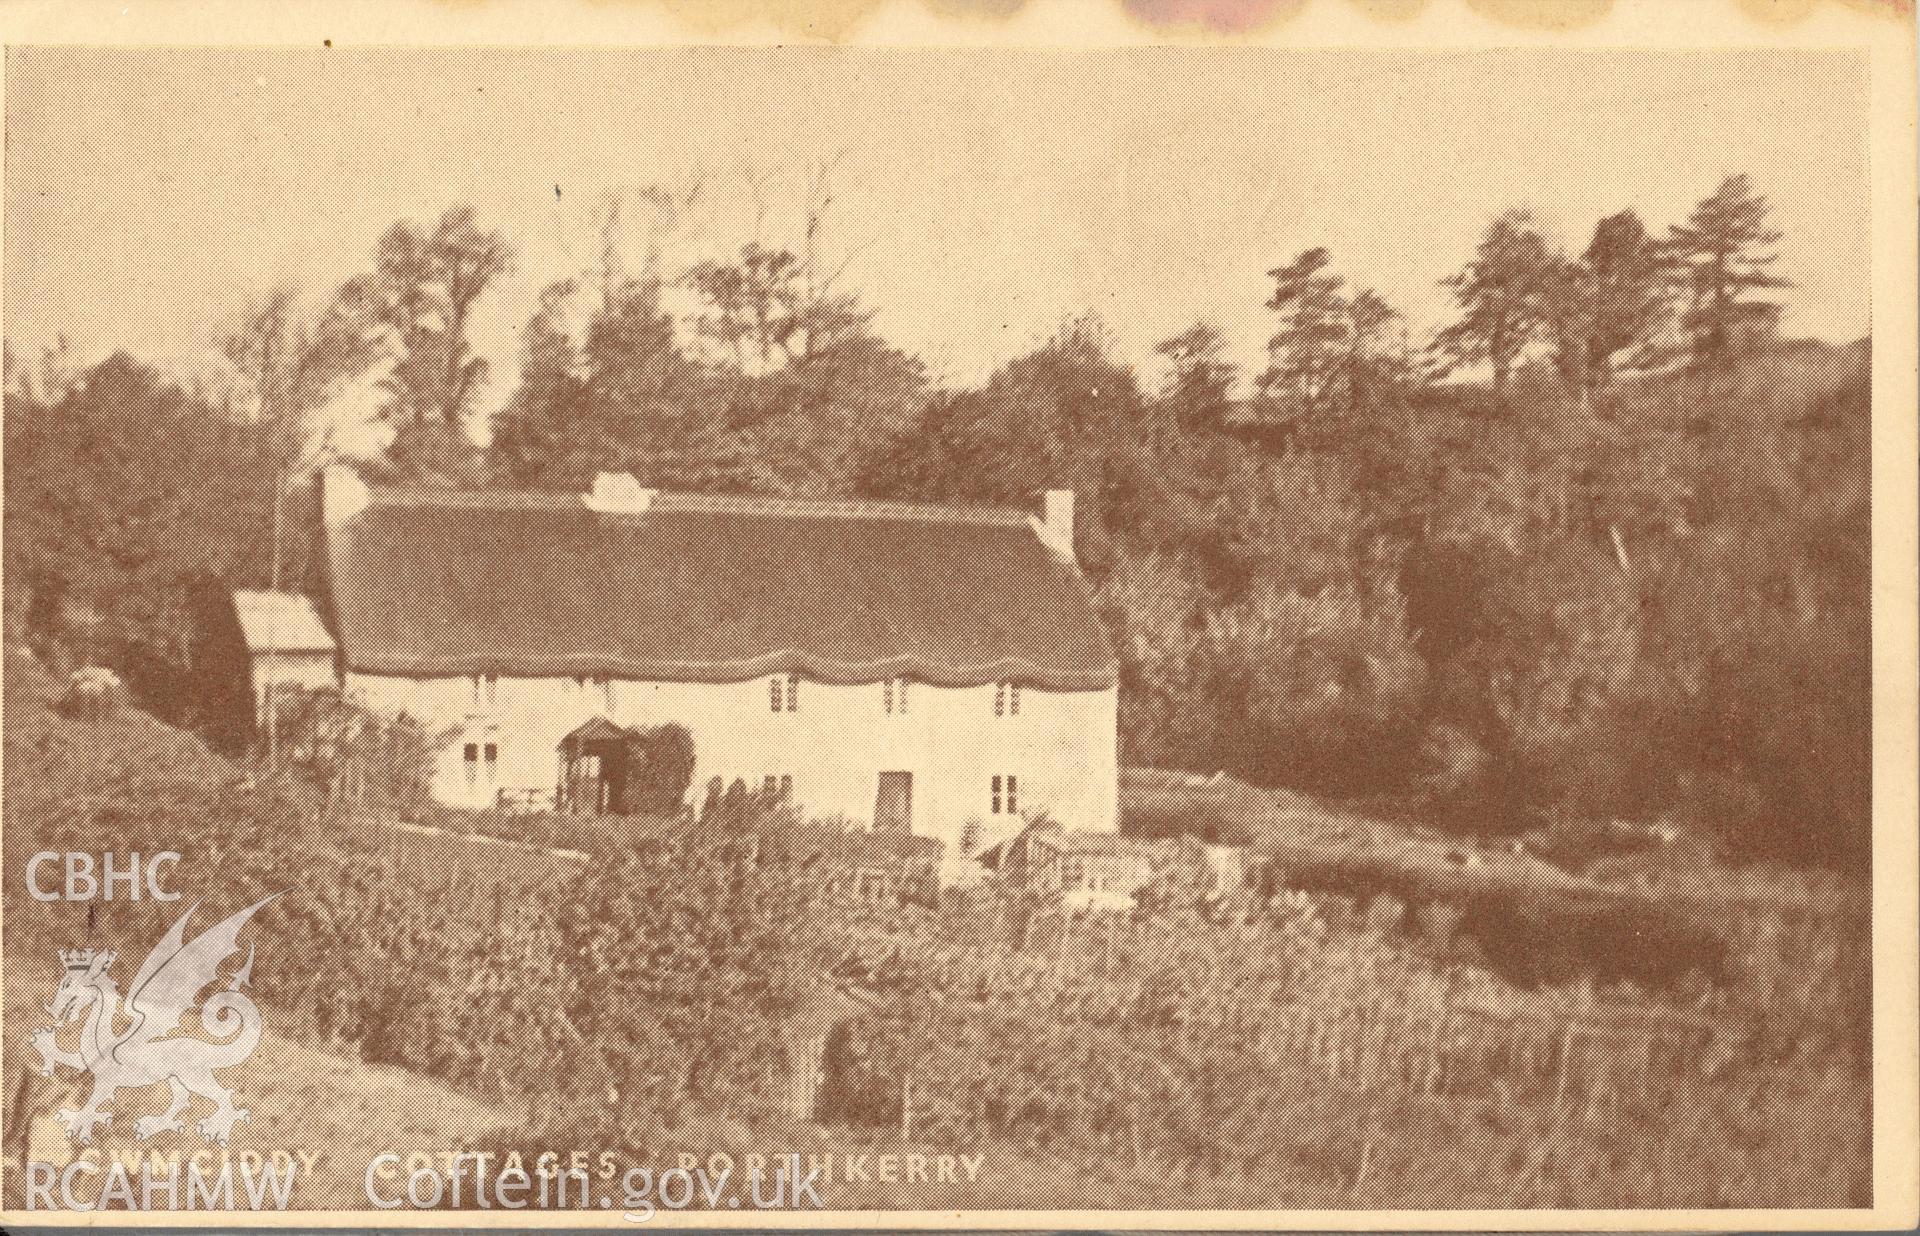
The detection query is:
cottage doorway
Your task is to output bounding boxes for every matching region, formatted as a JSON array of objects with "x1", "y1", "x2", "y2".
[
  {"x1": 874, "y1": 771, "x2": 913, "y2": 835},
  {"x1": 557, "y1": 717, "x2": 630, "y2": 814}
]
